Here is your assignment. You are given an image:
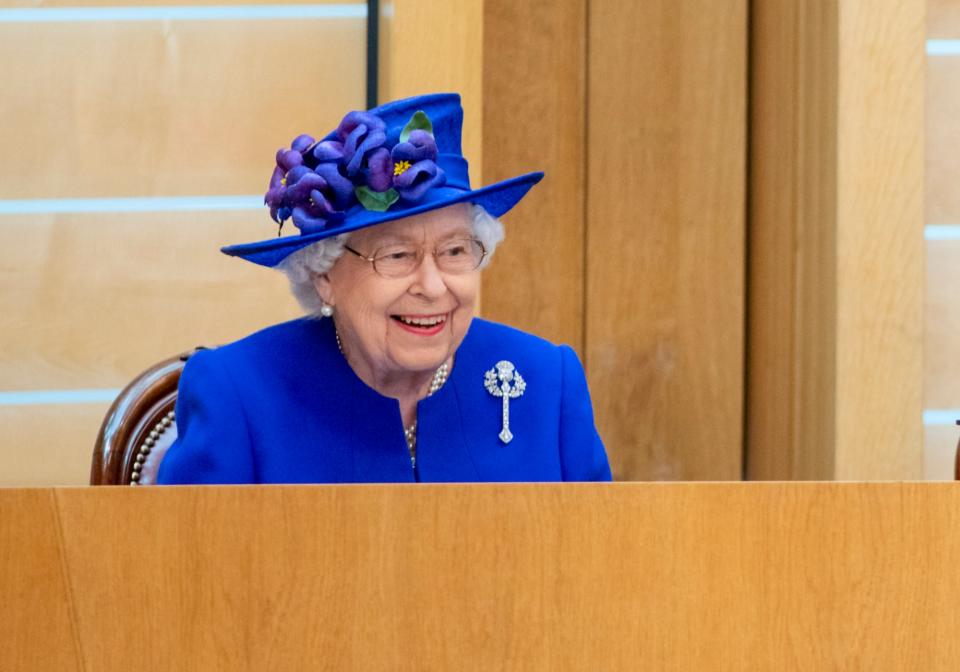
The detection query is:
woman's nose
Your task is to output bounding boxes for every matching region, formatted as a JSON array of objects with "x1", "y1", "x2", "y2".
[{"x1": 410, "y1": 251, "x2": 448, "y2": 298}]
